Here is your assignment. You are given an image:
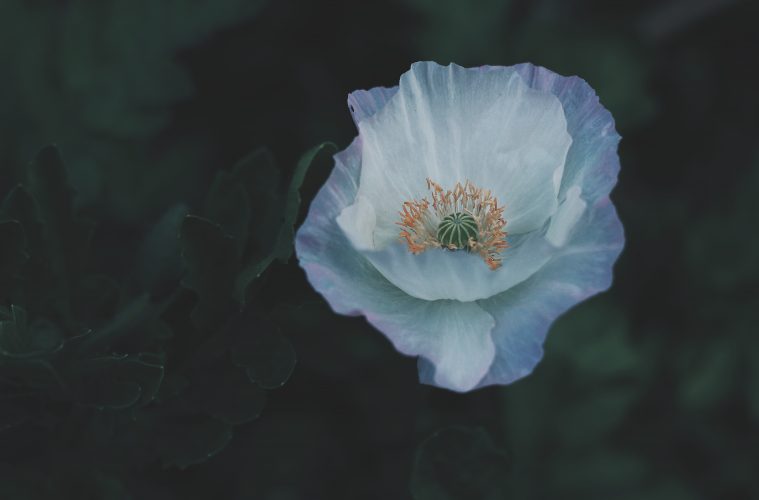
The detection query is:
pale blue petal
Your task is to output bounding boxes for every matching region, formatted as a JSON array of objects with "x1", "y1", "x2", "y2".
[
  {"x1": 514, "y1": 63, "x2": 621, "y2": 204},
  {"x1": 475, "y1": 197, "x2": 624, "y2": 388},
  {"x1": 297, "y1": 62, "x2": 624, "y2": 392},
  {"x1": 295, "y1": 139, "x2": 379, "y2": 318},
  {"x1": 296, "y1": 139, "x2": 497, "y2": 392},
  {"x1": 347, "y1": 86, "x2": 398, "y2": 126},
  {"x1": 463, "y1": 64, "x2": 625, "y2": 387},
  {"x1": 370, "y1": 299, "x2": 496, "y2": 392},
  {"x1": 347, "y1": 62, "x2": 571, "y2": 250},
  {"x1": 338, "y1": 62, "x2": 573, "y2": 301},
  {"x1": 546, "y1": 185, "x2": 587, "y2": 247},
  {"x1": 363, "y1": 230, "x2": 554, "y2": 302}
]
